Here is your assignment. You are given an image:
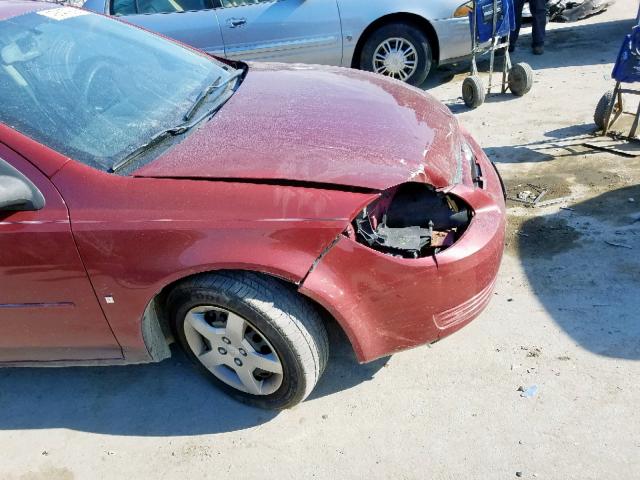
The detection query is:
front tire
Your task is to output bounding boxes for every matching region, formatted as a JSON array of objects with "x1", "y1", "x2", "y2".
[
  {"x1": 168, "y1": 272, "x2": 329, "y2": 409},
  {"x1": 359, "y1": 22, "x2": 433, "y2": 86}
]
